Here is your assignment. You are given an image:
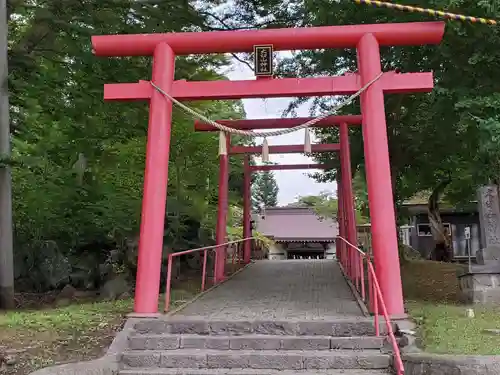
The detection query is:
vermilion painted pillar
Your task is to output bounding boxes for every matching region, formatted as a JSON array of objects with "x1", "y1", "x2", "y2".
[
  {"x1": 357, "y1": 33, "x2": 405, "y2": 316},
  {"x1": 134, "y1": 43, "x2": 175, "y2": 314},
  {"x1": 337, "y1": 179, "x2": 346, "y2": 270},
  {"x1": 243, "y1": 155, "x2": 252, "y2": 264},
  {"x1": 336, "y1": 201, "x2": 341, "y2": 261},
  {"x1": 215, "y1": 134, "x2": 230, "y2": 283},
  {"x1": 340, "y1": 122, "x2": 358, "y2": 281}
]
